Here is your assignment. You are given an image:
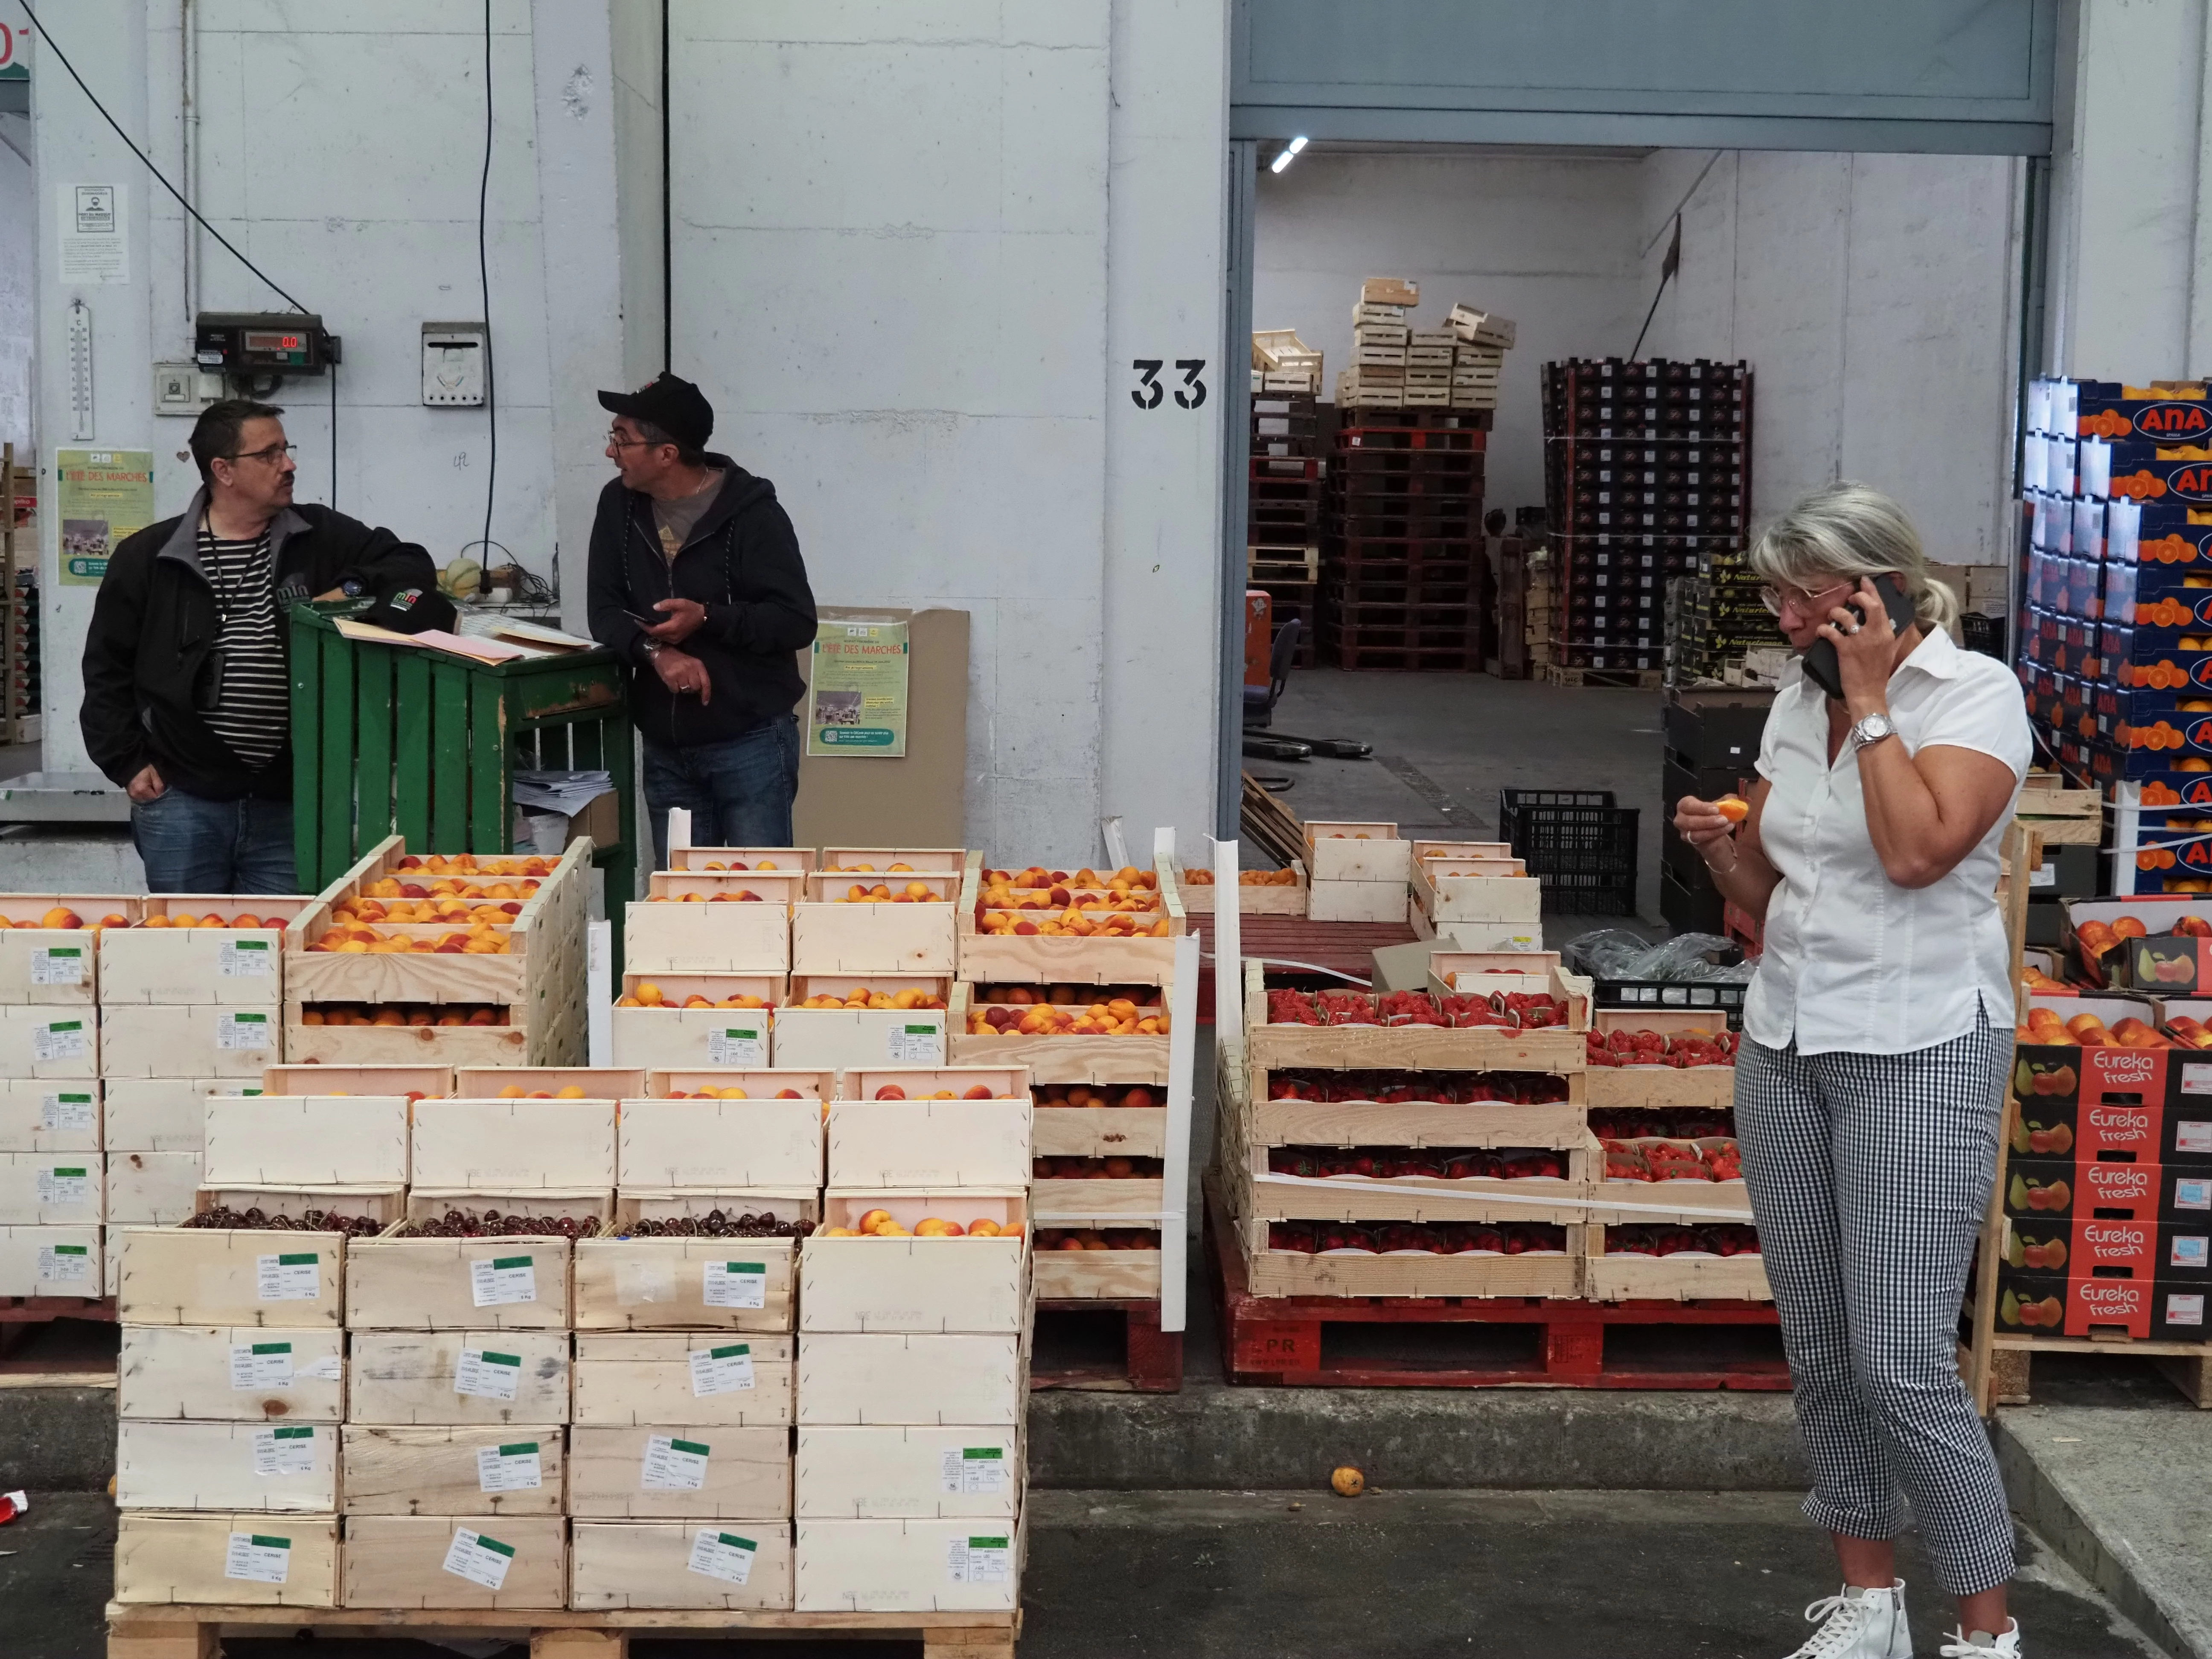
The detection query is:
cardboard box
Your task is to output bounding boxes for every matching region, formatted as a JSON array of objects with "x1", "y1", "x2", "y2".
[
  {"x1": 796, "y1": 1333, "x2": 1025, "y2": 1426},
  {"x1": 116, "y1": 1417, "x2": 338, "y2": 1511},
  {"x1": 345, "y1": 1234, "x2": 574, "y2": 1331},
  {"x1": 618, "y1": 1096, "x2": 822, "y2": 1190},
  {"x1": 823, "y1": 1101, "x2": 1031, "y2": 1189},
  {"x1": 567, "y1": 1423, "x2": 792, "y2": 1519},
  {"x1": 346, "y1": 1329, "x2": 570, "y2": 1426},
  {"x1": 574, "y1": 1233, "x2": 796, "y2": 1333},
  {"x1": 99, "y1": 1004, "x2": 277, "y2": 1079},
  {"x1": 0, "y1": 1150, "x2": 104, "y2": 1223},
  {"x1": 2004, "y1": 1212, "x2": 2209, "y2": 1279},
  {"x1": 626, "y1": 896, "x2": 792, "y2": 975},
  {"x1": 795, "y1": 1425, "x2": 1021, "y2": 1519},
  {"x1": 118, "y1": 1324, "x2": 346, "y2": 1423},
  {"x1": 1996, "y1": 1270, "x2": 2206, "y2": 1339},
  {"x1": 114, "y1": 1510, "x2": 340, "y2": 1607},
  {"x1": 1306, "y1": 880, "x2": 1411, "y2": 924},
  {"x1": 105, "y1": 1149, "x2": 200, "y2": 1225},
  {"x1": 410, "y1": 1097, "x2": 617, "y2": 1190},
  {"x1": 0, "y1": 1222, "x2": 99, "y2": 1295},
  {"x1": 801, "y1": 1194, "x2": 1028, "y2": 1333},
  {"x1": 0, "y1": 1005, "x2": 98, "y2": 1077},
  {"x1": 0, "y1": 1079, "x2": 100, "y2": 1153},
  {"x1": 339, "y1": 1424, "x2": 566, "y2": 1517},
  {"x1": 99, "y1": 897, "x2": 311, "y2": 1004},
  {"x1": 339, "y1": 1513, "x2": 567, "y2": 1610},
  {"x1": 104, "y1": 1078, "x2": 262, "y2": 1153},
  {"x1": 203, "y1": 1094, "x2": 409, "y2": 1187},
  {"x1": 571, "y1": 1333, "x2": 796, "y2": 1429},
  {"x1": 569, "y1": 1519, "x2": 795, "y2": 1610},
  {"x1": 794, "y1": 1516, "x2": 1022, "y2": 1613},
  {"x1": 2005, "y1": 1156, "x2": 2212, "y2": 1222},
  {"x1": 118, "y1": 1226, "x2": 344, "y2": 1327}
]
